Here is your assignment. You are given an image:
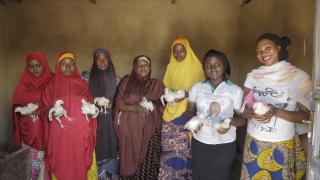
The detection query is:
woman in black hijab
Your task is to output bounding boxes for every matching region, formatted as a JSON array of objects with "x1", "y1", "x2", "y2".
[{"x1": 89, "y1": 48, "x2": 118, "y2": 179}]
